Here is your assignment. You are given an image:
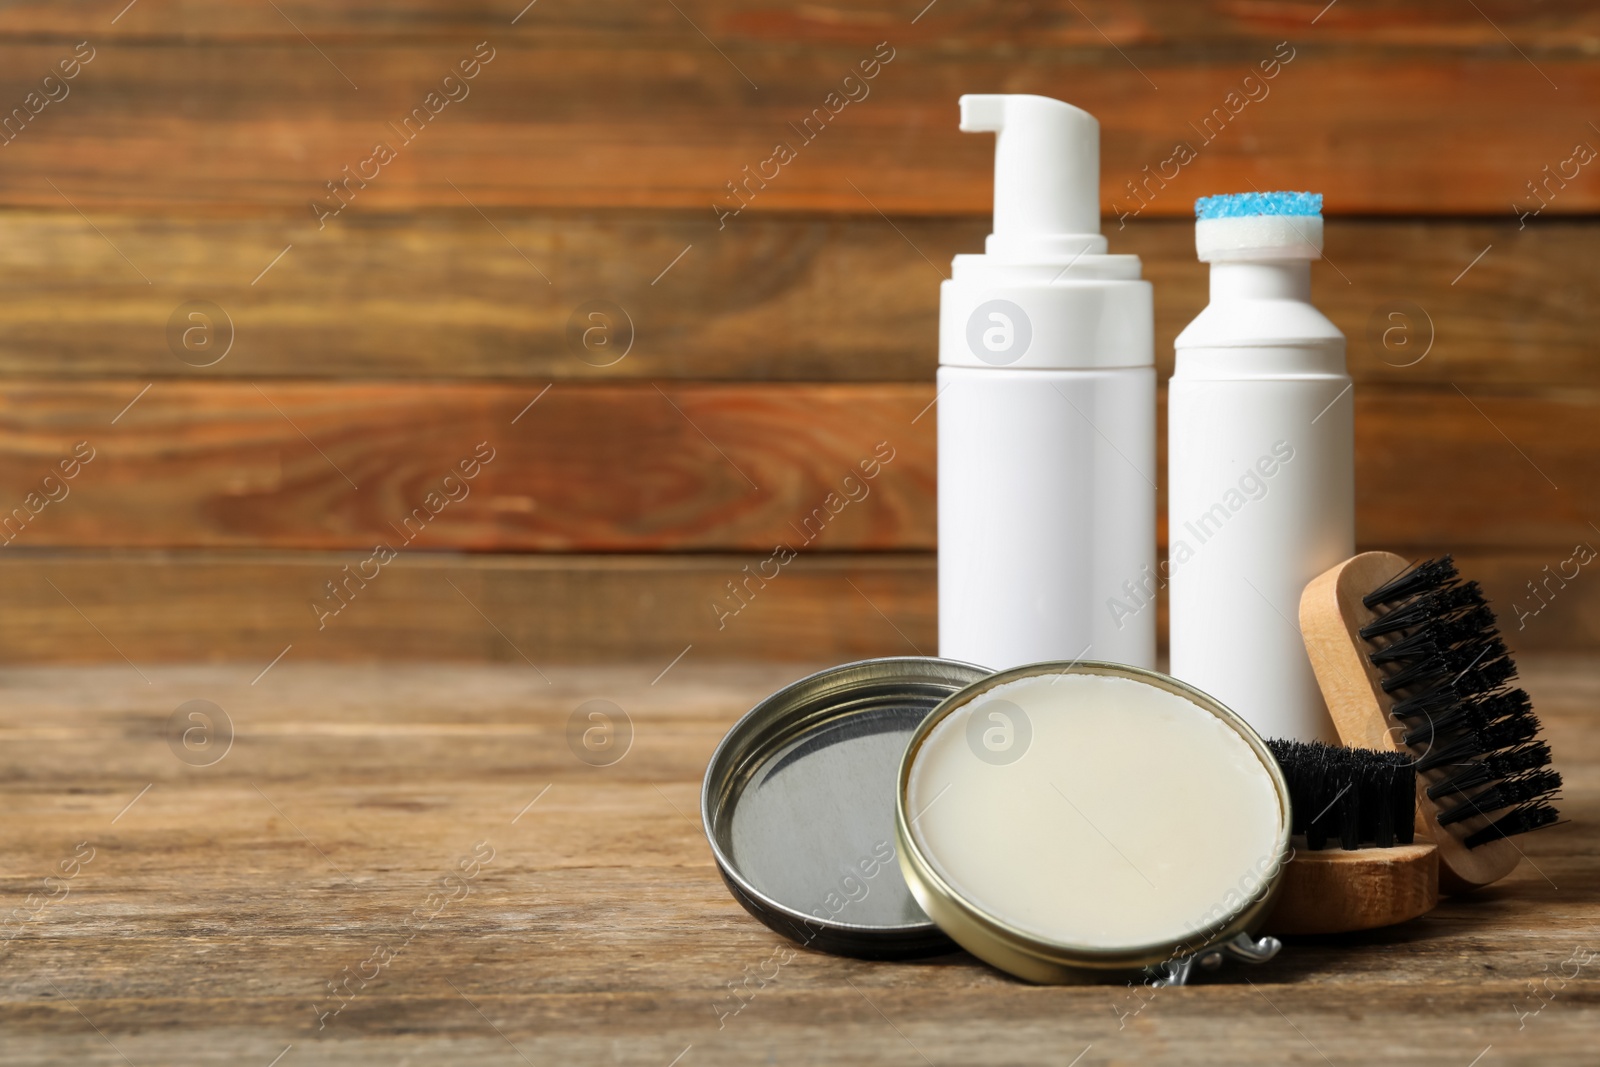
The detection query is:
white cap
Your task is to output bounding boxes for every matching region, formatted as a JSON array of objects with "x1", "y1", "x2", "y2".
[
  {"x1": 1195, "y1": 216, "x2": 1323, "y2": 262},
  {"x1": 960, "y1": 94, "x2": 1107, "y2": 261}
]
